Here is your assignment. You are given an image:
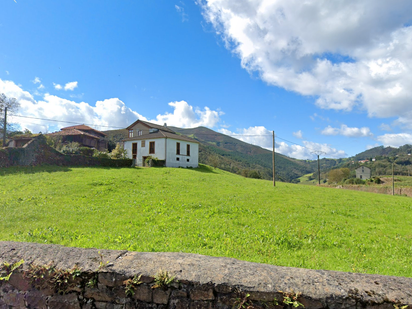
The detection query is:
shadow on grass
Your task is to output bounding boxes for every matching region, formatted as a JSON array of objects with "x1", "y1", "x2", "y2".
[
  {"x1": 0, "y1": 165, "x2": 73, "y2": 176},
  {"x1": 192, "y1": 164, "x2": 218, "y2": 174},
  {"x1": 0, "y1": 165, "x2": 135, "y2": 176}
]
